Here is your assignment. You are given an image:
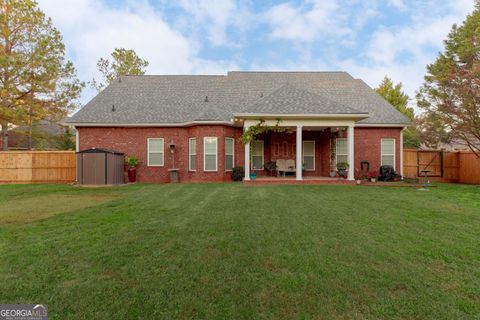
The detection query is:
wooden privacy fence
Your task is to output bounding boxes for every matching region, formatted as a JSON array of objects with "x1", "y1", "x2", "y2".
[
  {"x1": 403, "y1": 149, "x2": 480, "y2": 184},
  {"x1": 0, "y1": 151, "x2": 76, "y2": 184}
]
